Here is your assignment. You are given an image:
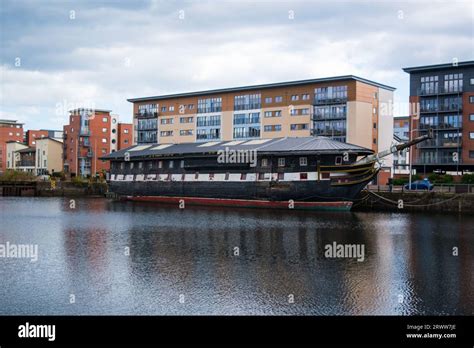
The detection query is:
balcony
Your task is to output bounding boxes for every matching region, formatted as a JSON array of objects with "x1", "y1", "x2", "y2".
[
  {"x1": 313, "y1": 96, "x2": 348, "y2": 105},
  {"x1": 79, "y1": 127, "x2": 90, "y2": 136},
  {"x1": 418, "y1": 86, "x2": 463, "y2": 96},
  {"x1": 16, "y1": 160, "x2": 35, "y2": 167},
  {"x1": 420, "y1": 105, "x2": 463, "y2": 114},
  {"x1": 414, "y1": 158, "x2": 463, "y2": 165},
  {"x1": 78, "y1": 151, "x2": 93, "y2": 158},
  {"x1": 312, "y1": 113, "x2": 346, "y2": 121},
  {"x1": 135, "y1": 111, "x2": 159, "y2": 118},
  {"x1": 417, "y1": 139, "x2": 462, "y2": 148}
]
